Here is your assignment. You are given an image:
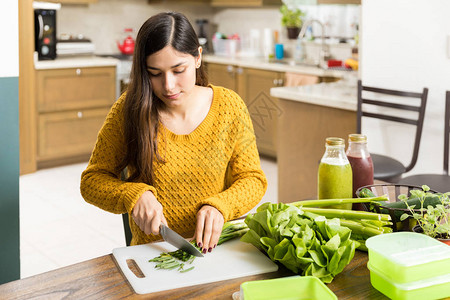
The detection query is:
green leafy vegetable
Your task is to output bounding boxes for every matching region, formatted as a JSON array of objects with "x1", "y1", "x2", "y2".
[{"x1": 240, "y1": 203, "x2": 360, "y2": 283}]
